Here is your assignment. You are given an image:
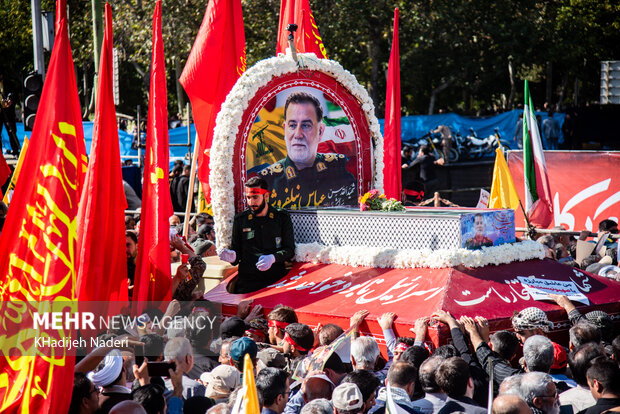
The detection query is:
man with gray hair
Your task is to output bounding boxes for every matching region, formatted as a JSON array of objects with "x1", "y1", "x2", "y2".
[
  {"x1": 523, "y1": 335, "x2": 554, "y2": 373},
  {"x1": 163, "y1": 337, "x2": 205, "y2": 399},
  {"x1": 499, "y1": 374, "x2": 524, "y2": 396},
  {"x1": 300, "y1": 398, "x2": 334, "y2": 414},
  {"x1": 569, "y1": 321, "x2": 601, "y2": 349},
  {"x1": 351, "y1": 336, "x2": 390, "y2": 381},
  {"x1": 518, "y1": 372, "x2": 559, "y2": 414}
]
